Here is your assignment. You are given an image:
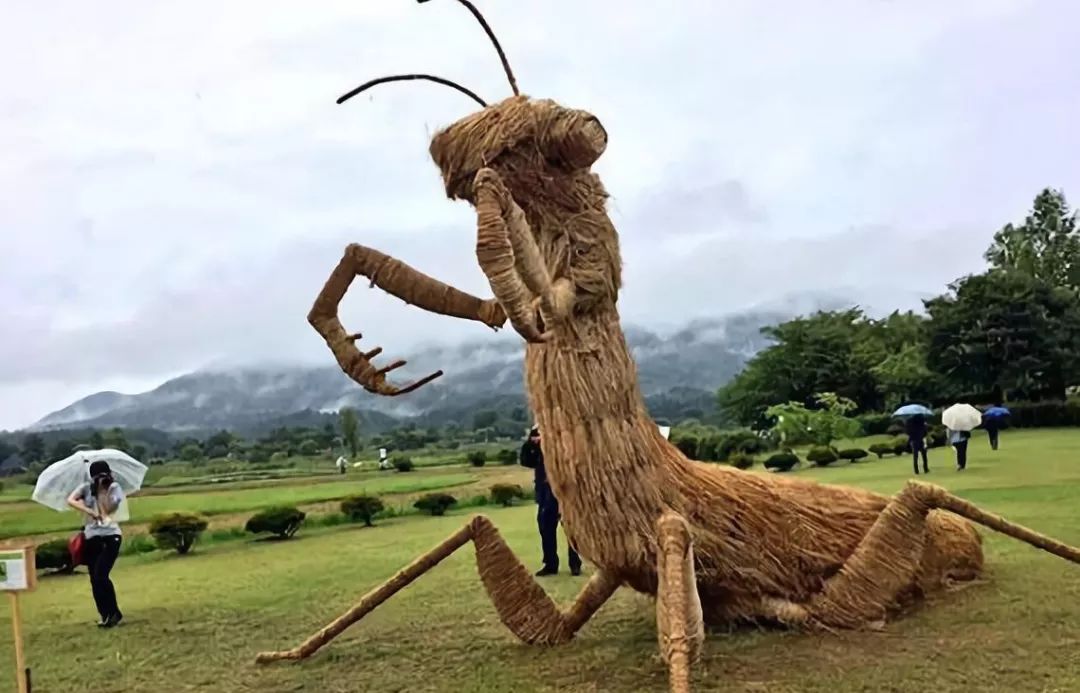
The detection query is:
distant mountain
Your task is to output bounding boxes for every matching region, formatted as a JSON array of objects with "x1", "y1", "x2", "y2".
[{"x1": 29, "y1": 297, "x2": 859, "y2": 435}]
